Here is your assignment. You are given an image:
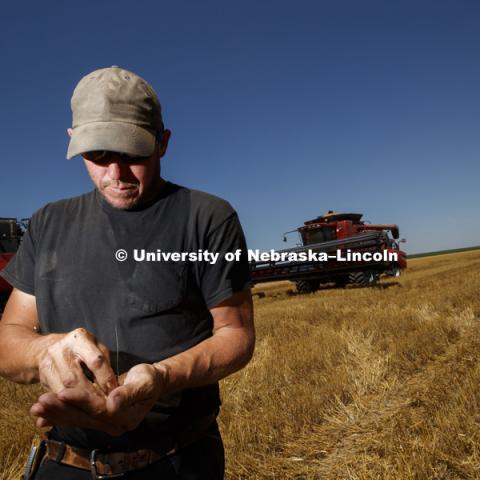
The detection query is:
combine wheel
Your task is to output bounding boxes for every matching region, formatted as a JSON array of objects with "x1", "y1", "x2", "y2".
[
  {"x1": 348, "y1": 271, "x2": 379, "y2": 287},
  {"x1": 295, "y1": 279, "x2": 320, "y2": 294}
]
